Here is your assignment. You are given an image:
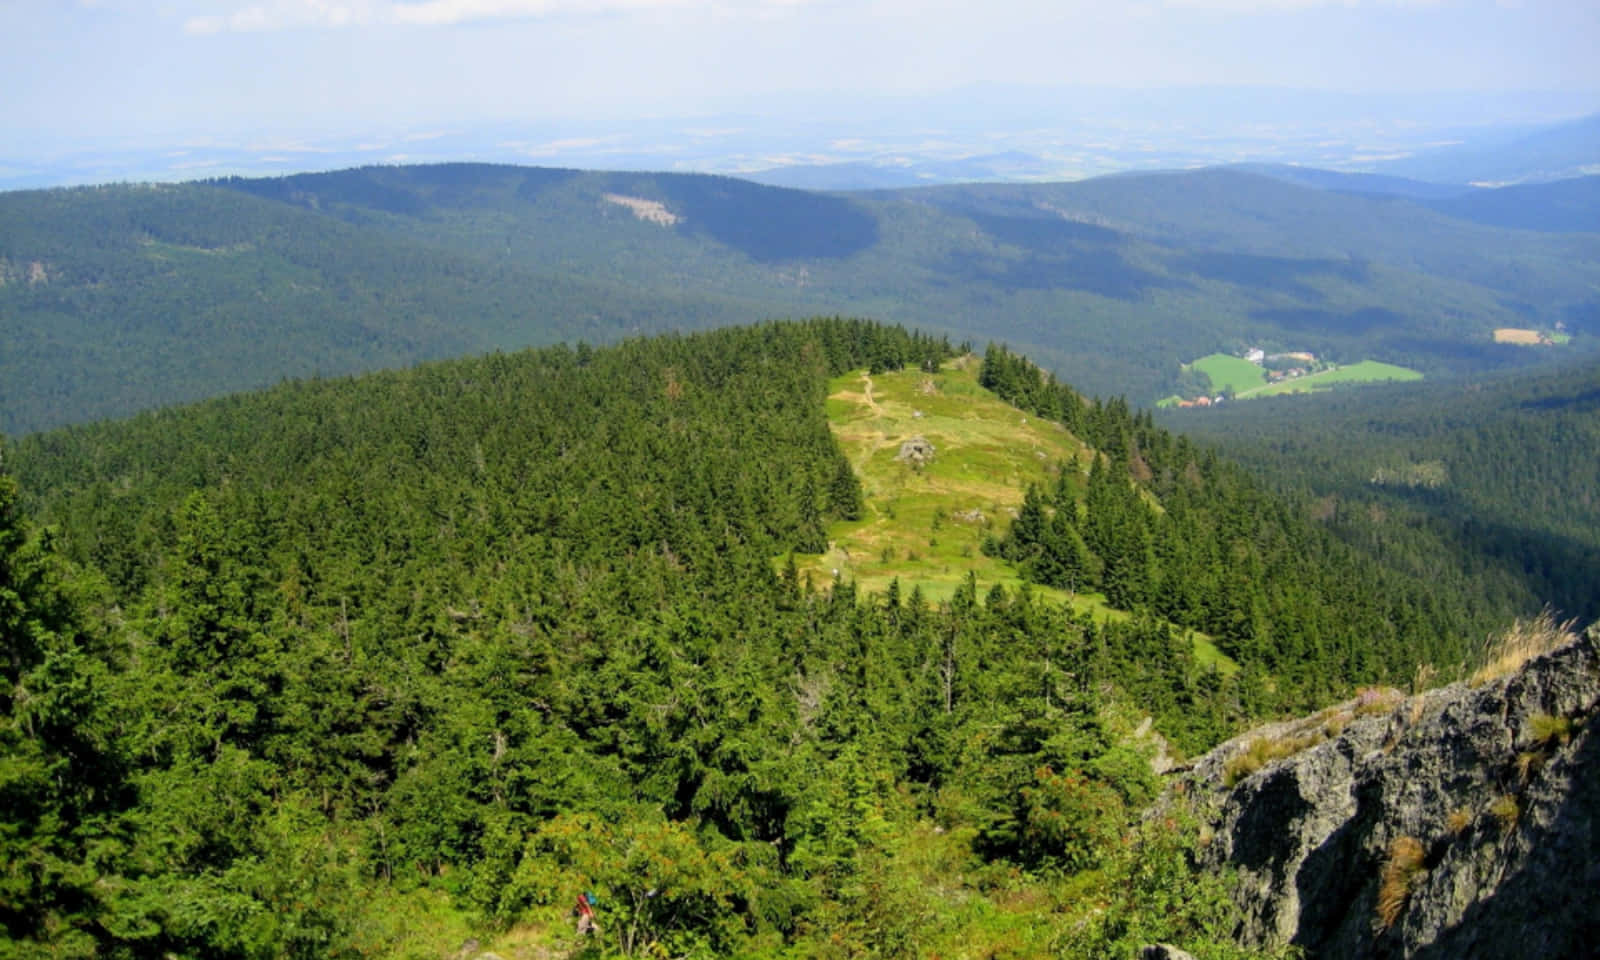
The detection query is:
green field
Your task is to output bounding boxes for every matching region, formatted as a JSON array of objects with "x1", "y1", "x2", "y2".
[
  {"x1": 797, "y1": 357, "x2": 1235, "y2": 672},
  {"x1": 1243, "y1": 360, "x2": 1422, "y2": 398},
  {"x1": 1191, "y1": 353, "x2": 1268, "y2": 394}
]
